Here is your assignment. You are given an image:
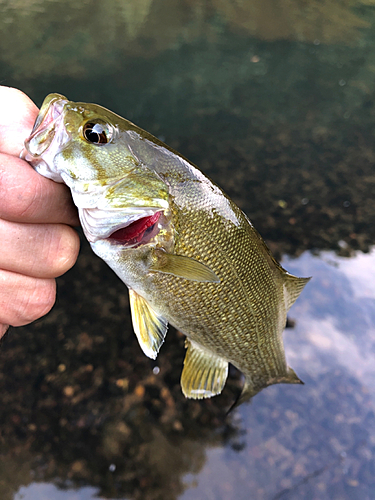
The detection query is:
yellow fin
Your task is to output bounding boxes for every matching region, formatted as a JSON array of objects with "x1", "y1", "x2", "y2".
[
  {"x1": 128, "y1": 289, "x2": 168, "y2": 359},
  {"x1": 181, "y1": 339, "x2": 228, "y2": 399},
  {"x1": 283, "y1": 273, "x2": 311, "y2": 311},
  {"x1": 149, "y1": 249, "x2": 220, "y2": 283}
]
